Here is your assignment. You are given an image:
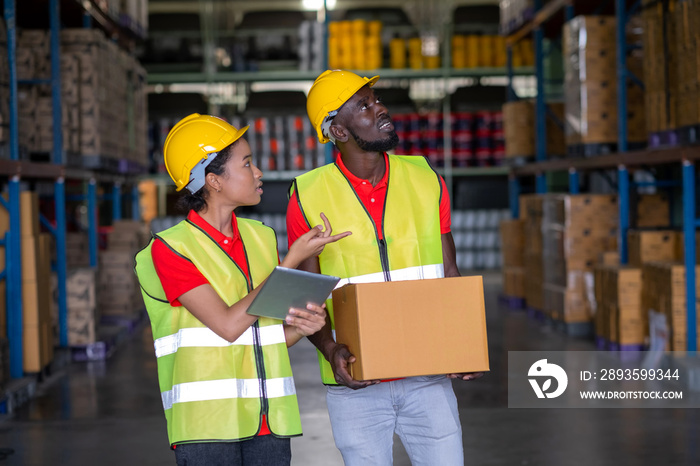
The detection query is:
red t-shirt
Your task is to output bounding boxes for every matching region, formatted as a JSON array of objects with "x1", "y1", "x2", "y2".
[
  {"x1": 152, "y1": 209, "x2": 272, "y2": 436},
  {"x1": 286, "y1": 153, "x2": 451, "y2": 384},
  {"x1": 286, "y1": 153, "x2": 451, "y2": 246}
]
